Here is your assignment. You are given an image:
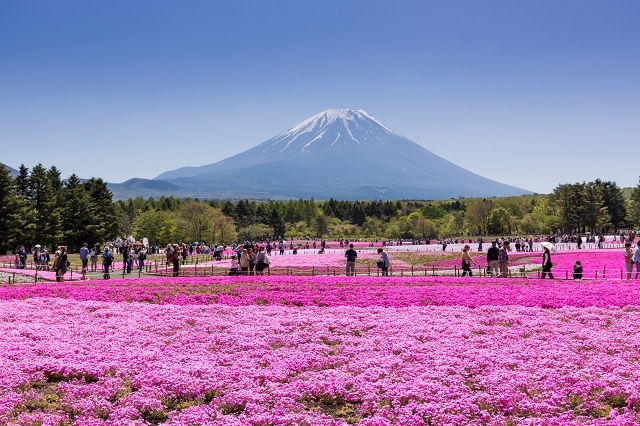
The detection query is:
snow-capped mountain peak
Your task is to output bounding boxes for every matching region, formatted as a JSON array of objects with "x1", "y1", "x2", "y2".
[
  {"x1": 269, "y1": 109, "x2": 399, "y2": 153},
  {"x1": 152, "y1": 108, "x2": 531, "y2": 200}
]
